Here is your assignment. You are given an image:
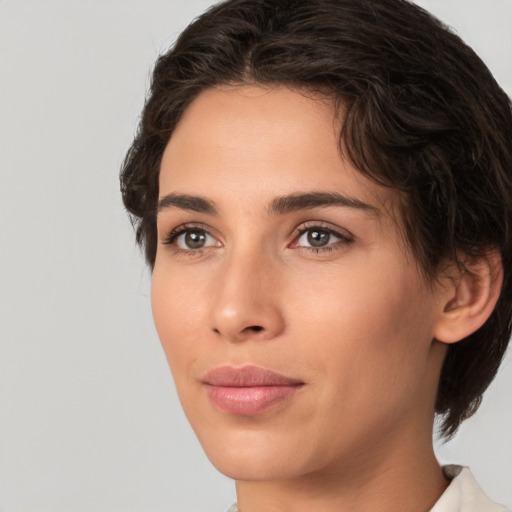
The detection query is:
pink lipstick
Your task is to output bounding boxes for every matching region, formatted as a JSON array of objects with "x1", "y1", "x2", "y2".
[{"x1": 202, "y1": 366, "x2": 304, "y2": 415}]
